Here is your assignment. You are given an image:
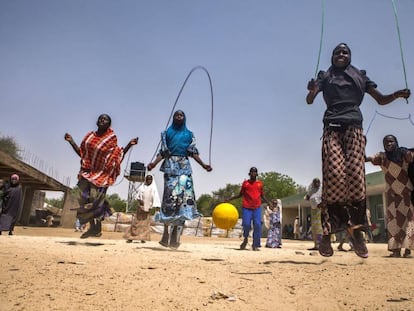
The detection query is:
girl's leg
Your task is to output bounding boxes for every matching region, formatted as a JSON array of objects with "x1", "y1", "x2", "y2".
[
  {"x1": 159, "y1": 224, "x2": 170, "y2": 247},
  {"x1": 169, "y1": 224, "x2": 184, "y2": 249}
]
